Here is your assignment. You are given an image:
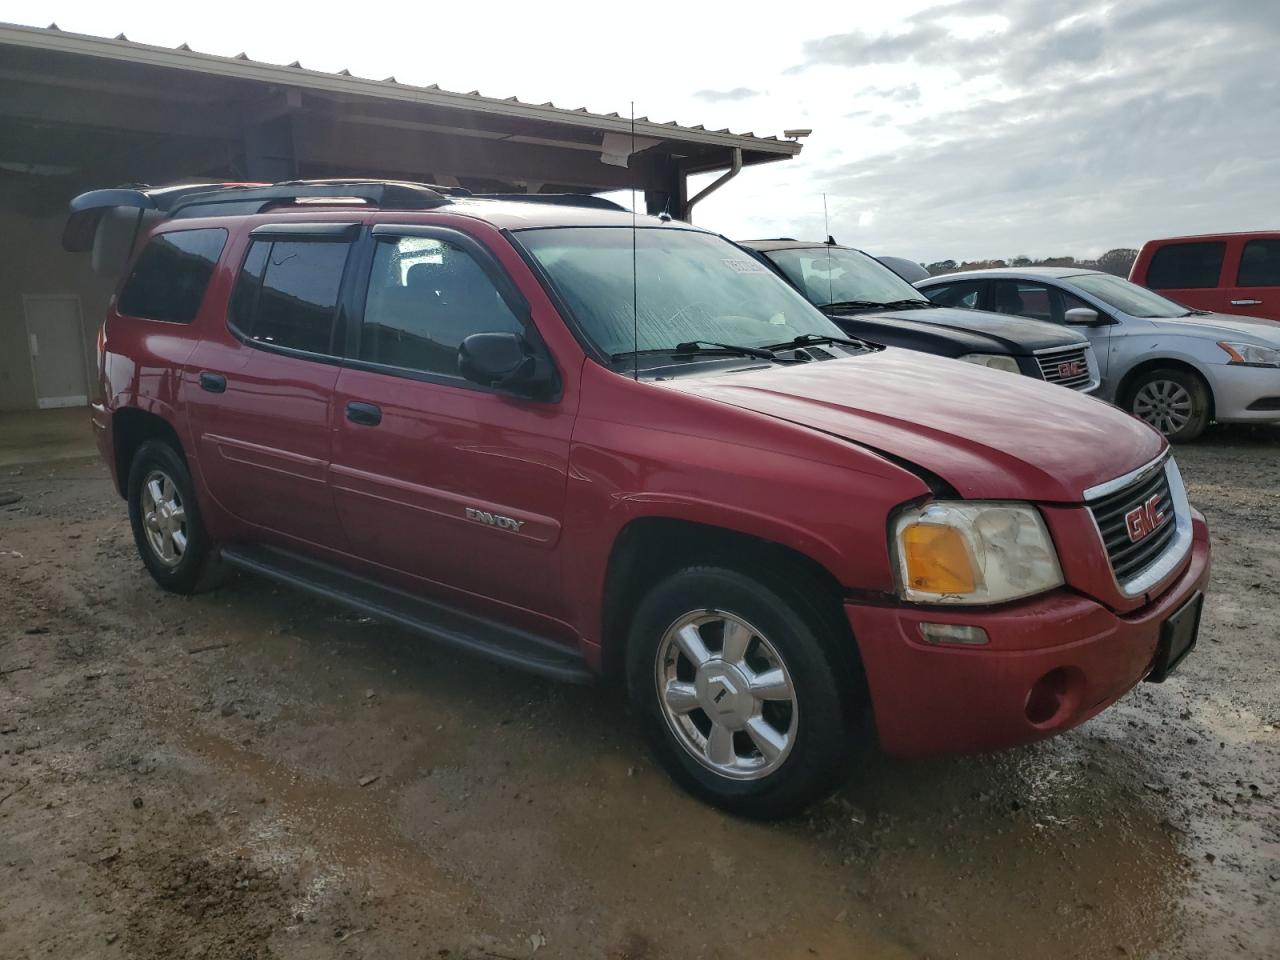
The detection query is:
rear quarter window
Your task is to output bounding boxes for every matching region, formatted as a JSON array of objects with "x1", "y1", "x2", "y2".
[
  {"x1": 925, "y1": 281, "x2": 982, "y2": 308},
  {"x1": 117, "y1": 228, "x2": 228, "y2": 323},
  {"x1": 1146, "y1": 241, "x2": 1225, "y2": 289}
]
